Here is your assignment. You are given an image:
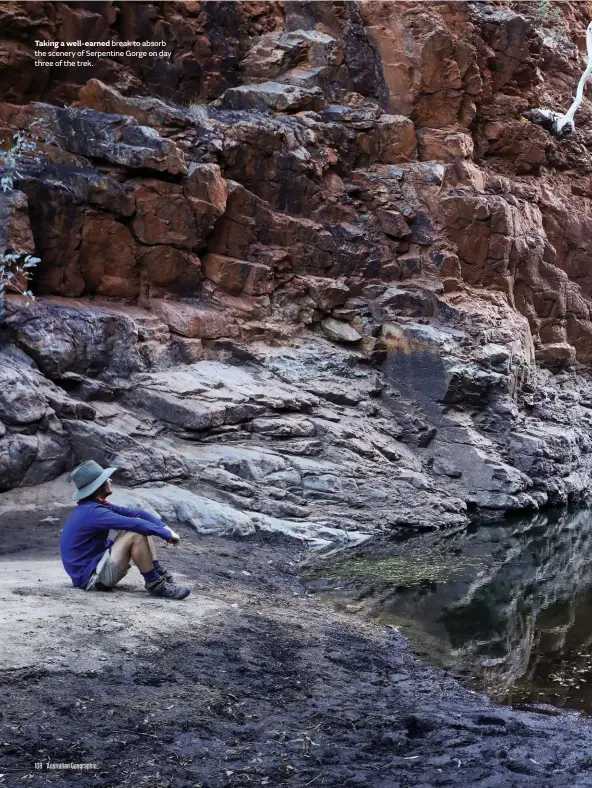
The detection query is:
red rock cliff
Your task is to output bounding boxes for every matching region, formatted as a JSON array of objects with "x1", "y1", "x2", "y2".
[{"x1": 1, "y1": 1, "x2": 592, "y2": 522}]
